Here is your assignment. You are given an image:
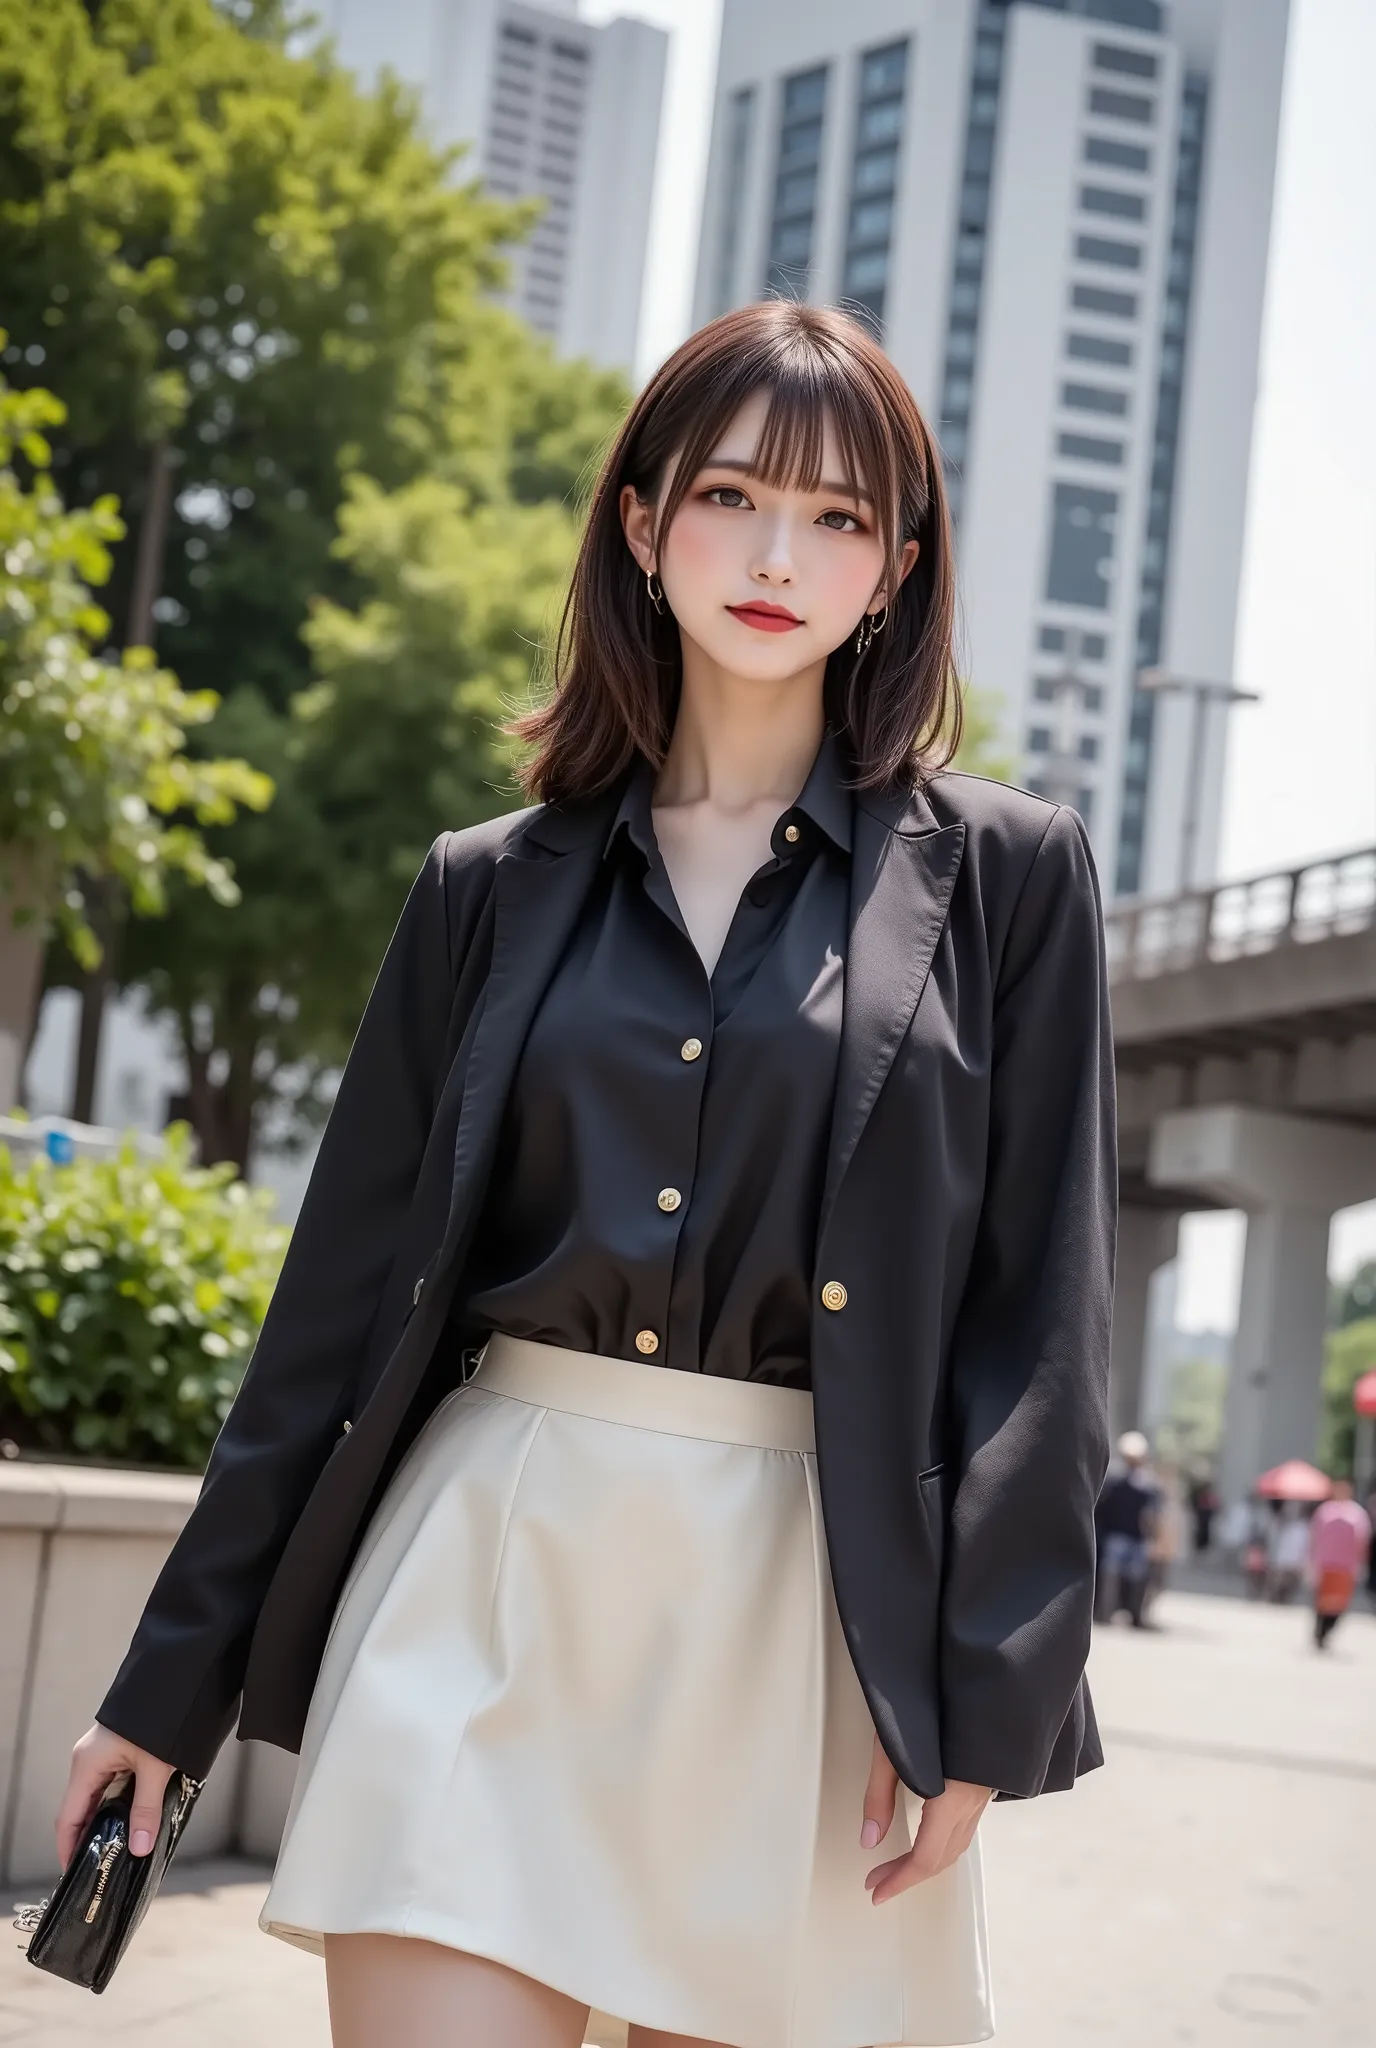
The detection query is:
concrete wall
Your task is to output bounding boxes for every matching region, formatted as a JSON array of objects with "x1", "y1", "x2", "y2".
[{"x1": 0, "y1": 1464, "x2": 294, "y2": 1888}]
